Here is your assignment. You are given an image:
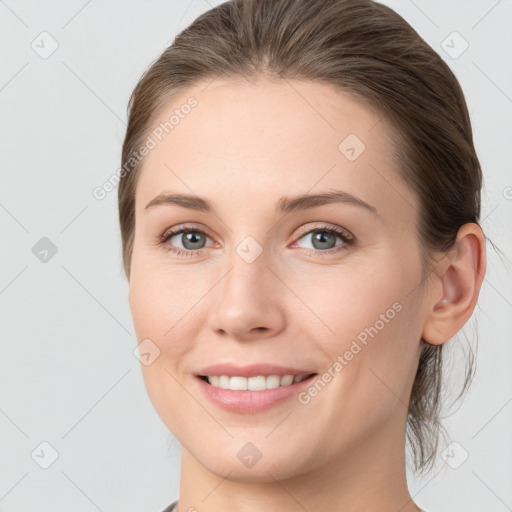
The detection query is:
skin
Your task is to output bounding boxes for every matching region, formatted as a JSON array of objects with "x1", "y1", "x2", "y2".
[{"x1": 127, "y1": 77, "x2": 486, "y2": 512}]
